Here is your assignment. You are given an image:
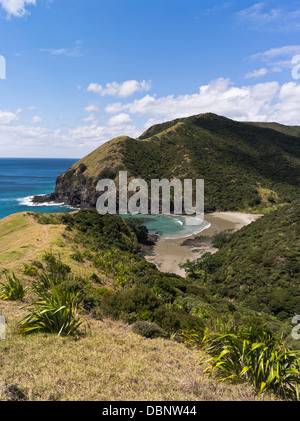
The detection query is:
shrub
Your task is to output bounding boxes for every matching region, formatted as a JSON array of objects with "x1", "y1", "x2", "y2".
[
  {"x1": 78, "y1": 163, "x2": 87, "y2": 173},
  {"x1": 70, "y1": 251, "x2": 84, "y2": 262},
  {"x1": 43, "y1": 251, "x2": 56, "y2": 264},
  {"x1": 18, "y1": 283, "x2": 85, "y2": 336},
  {"x1": 89, "y1": 273, "x2": 102, "y2": 284},
  {"x1": 33, "y1": 272, "x2": 61, "y2": 293},
  {"x1": 42, "y1": 252, "x2": 71, "y2": 278},
  {"x1": 31, "y1": 260, "x2": 43, "y2": 269},
  {"x1": 132, "y1": 321, "x2": 166, "y2": 339},
  {"x1": 22, "y1": 264, "x2": 38, "y2": 277},
  {"x1": 0, "y1": 273, "x2": 27, "y2": 301},
  {"x1": 97, "y1": 168, "x2": 116, "y2": 181},
  {"x1": 182, "y1": 318, "x2": 300, "y2": 400},
  {"x1": 204, "y1": 330, "x2": 300, "y2": 400},
  {"x1": 152, "y1": 306, "x2": 203, "y2": 334},
  {"x1": 64, "y1": 169, "x2": 75, "y2": 180},
  {"x1": 101, "y1": 285, "x2": 161, "y2": 323},
  {"x1": 212, "y1": 231, "x2": 232, "y2": 249}
]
